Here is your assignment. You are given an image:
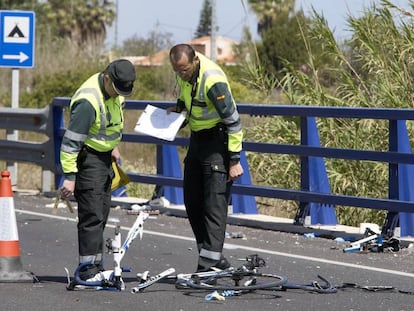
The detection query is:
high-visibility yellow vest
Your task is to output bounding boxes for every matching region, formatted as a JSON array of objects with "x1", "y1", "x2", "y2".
[
  {"x1": 177, "y1": 53, "x2": 243, "y2": 153},
  {"x1": 70, "y1": 73, "x2": 124, "y2": 152},
  {"x1": 60, "y1": 73, "x2": 124, "y2": 175}
]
